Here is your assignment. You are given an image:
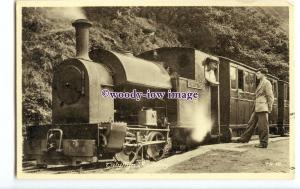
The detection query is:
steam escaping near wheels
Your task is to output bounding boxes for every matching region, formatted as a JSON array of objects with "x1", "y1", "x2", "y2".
[{"x1": 190, "y1": 92, "x2": 214, "y2": 143}]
